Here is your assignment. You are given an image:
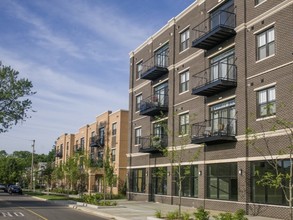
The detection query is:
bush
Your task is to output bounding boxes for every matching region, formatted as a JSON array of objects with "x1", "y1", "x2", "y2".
[
  {"x1": 194, "y1": 206, "x2": 210, "y2": 220},
  {"x1": 213, "y1": 209, "x2": 247, "y2": 220},
  {"x1": 166, "y1": 210, "x2": 179, "y2": 220},
  {"x1": 182, "y1": 212, "x2": 191, "y2": 220},
  {"x1": 80, "y1": 193, "x2": 117, "y2": 206},
  {"x1": 155, "y1": 210, "x2": 162, "y2": 218}
]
